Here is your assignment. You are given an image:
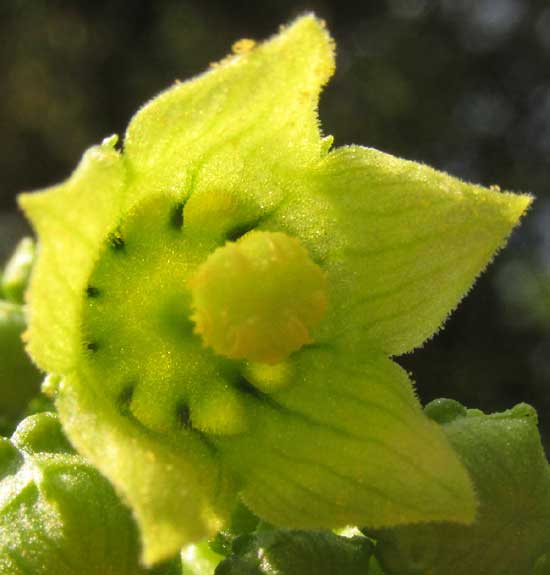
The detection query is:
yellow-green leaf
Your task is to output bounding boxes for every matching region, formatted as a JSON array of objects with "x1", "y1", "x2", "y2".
[
  {"x1": 0, "y1": 413, "x2": 145, "y2": 575},
  {"x1": 0, "y1": 301, "x2": 41, "y2": 430},
  {"x1": 372, "y1": 401, "x2": 550, "y2": 575}
]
